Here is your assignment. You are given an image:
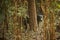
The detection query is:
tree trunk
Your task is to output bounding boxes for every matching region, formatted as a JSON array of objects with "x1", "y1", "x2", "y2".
[
  {"x1": 49, "y1": 0, "x2": 56, "y2": 40},
  {"x1": 13, "y1": 0, "x2": 21, "y2": 40},
  {"x1": 40, "y1": 0, "x2": 50, "y2": 40},
  {"x1": 27, "y1": 0, "x2": 38, "y2": 32},
  {"x1": 2, "y1": 1, "x2": 8, "y2": 40},
  {"x1": 49, "y1": 11, "x2": 56, "y2": 40},
  {"x1": 0, "y1": 1, "x2": 5, "y2": 40}
]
